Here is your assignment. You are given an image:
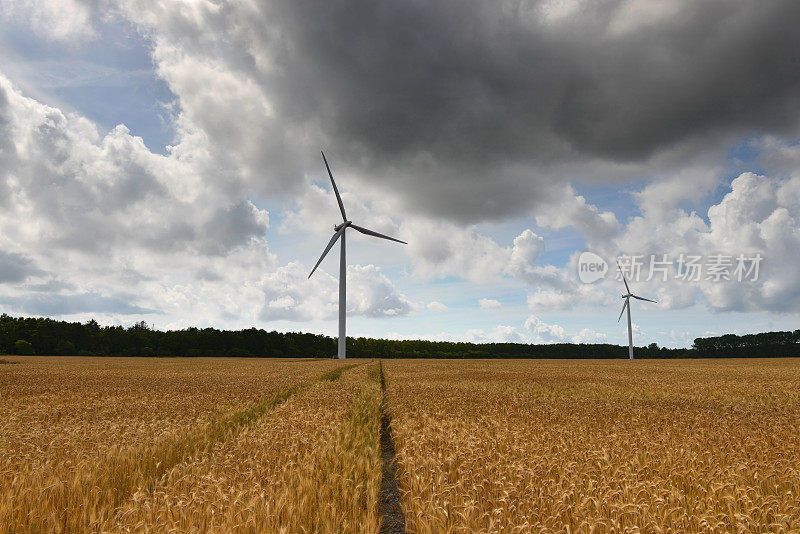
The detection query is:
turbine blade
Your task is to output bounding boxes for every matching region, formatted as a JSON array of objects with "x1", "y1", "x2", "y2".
[
  {"x1": 617, "y1": 298, "x2": 629, "y2": 322},
  {"x1": 617, "y1": 261, "x2": 630, "y2": 293},
  {"x1": 321, "y1": 151, "x2": 347, "y2": 222},
  {"x1": 308, "y1": 227, "x2": 345, "y2": 278},
  {"x1": 632, "y1": 295, "x2": 657, "y2": 303},
  {"x1": 350, "y1": 224, "x2": 407, "y2": 244}
]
